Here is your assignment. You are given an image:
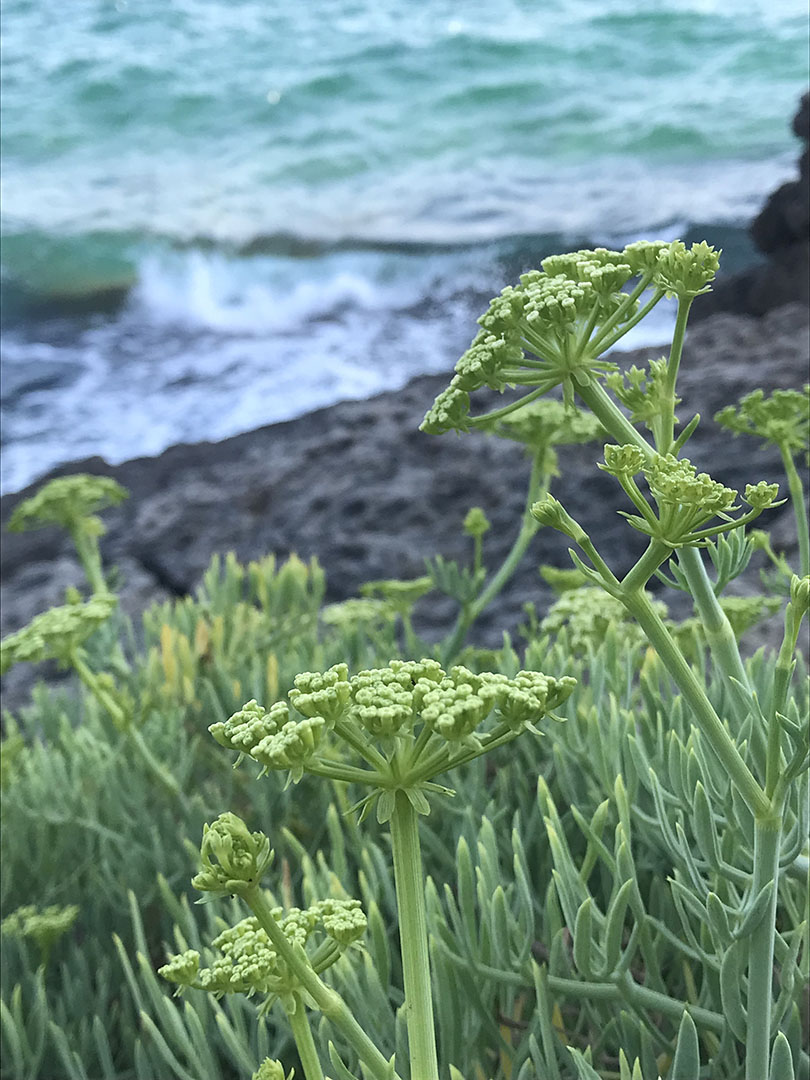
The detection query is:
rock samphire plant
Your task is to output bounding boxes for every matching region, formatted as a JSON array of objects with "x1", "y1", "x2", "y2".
[
  {"x1": 1, "y1": 240, "x2": 807, "y2": 1080},
  {"x1": 157, "y1": 241, "x2": 808, "y2": 1079}
]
